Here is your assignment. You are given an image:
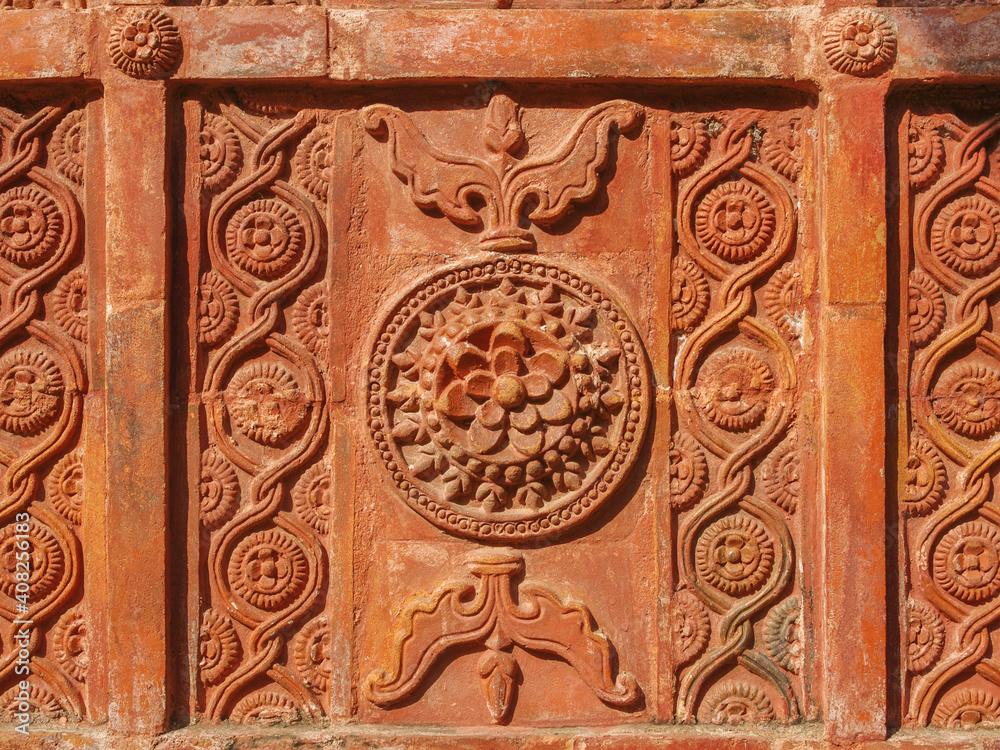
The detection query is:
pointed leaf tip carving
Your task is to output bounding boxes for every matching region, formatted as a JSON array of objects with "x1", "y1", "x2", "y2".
[{"x1": 360, "y1": 99, "x2": 644, "y2": 253}]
